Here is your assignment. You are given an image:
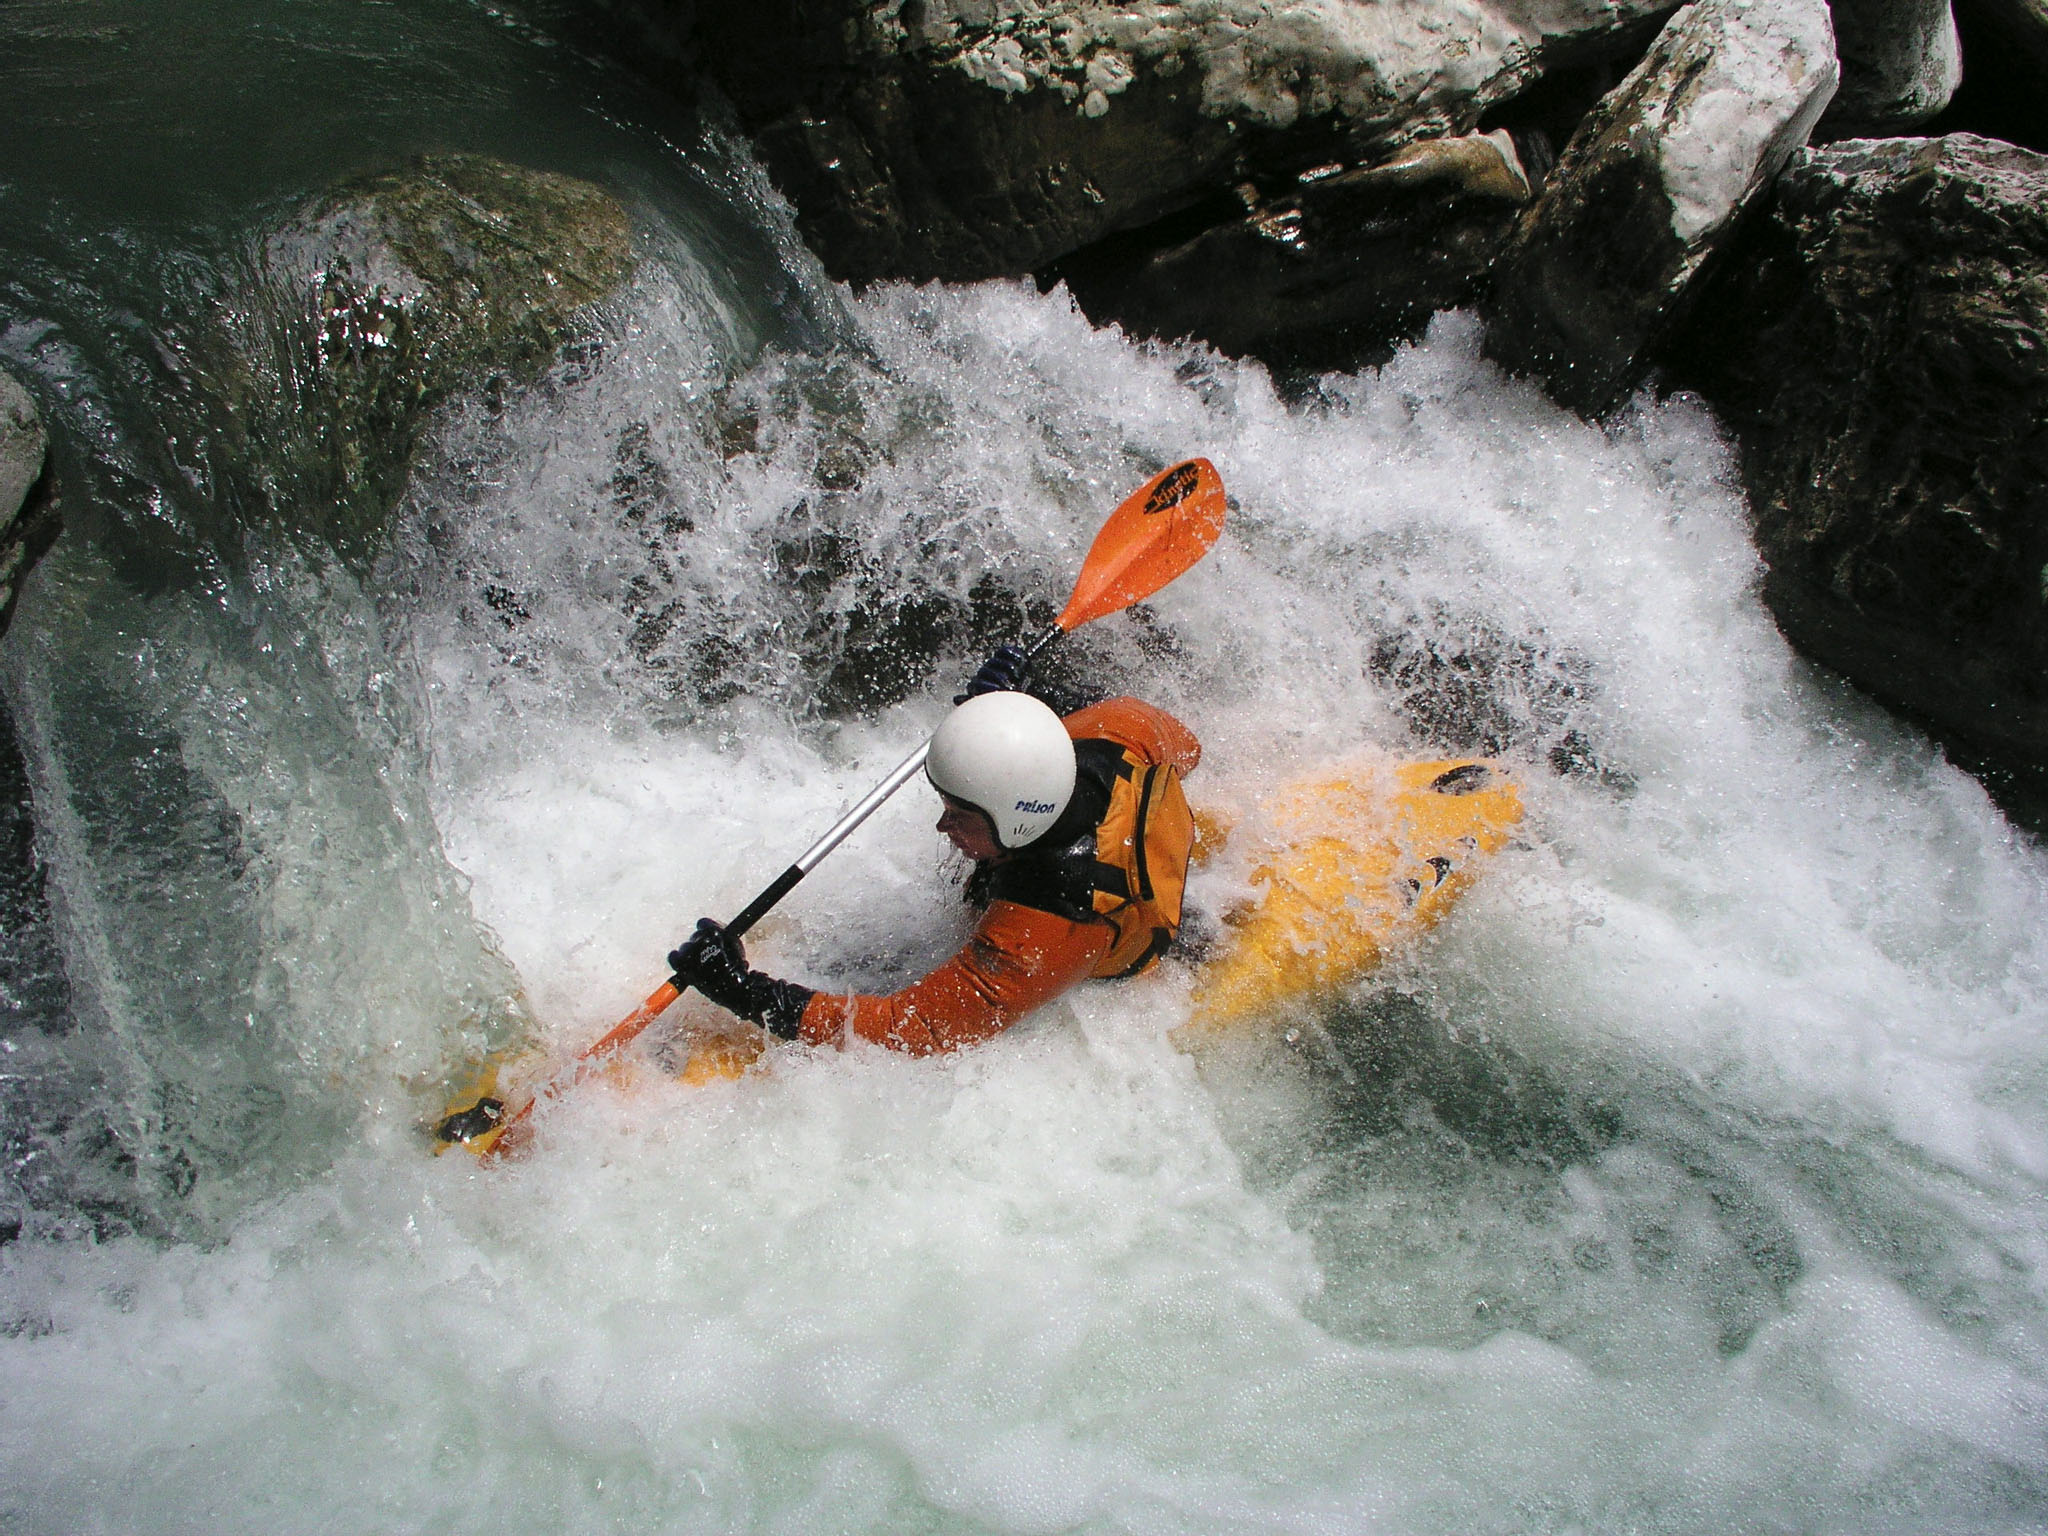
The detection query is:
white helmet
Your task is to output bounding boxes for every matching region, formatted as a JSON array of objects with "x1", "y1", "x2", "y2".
[{"x1": 926, "y1": 692, "x2": 1077, "y2": 850}]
